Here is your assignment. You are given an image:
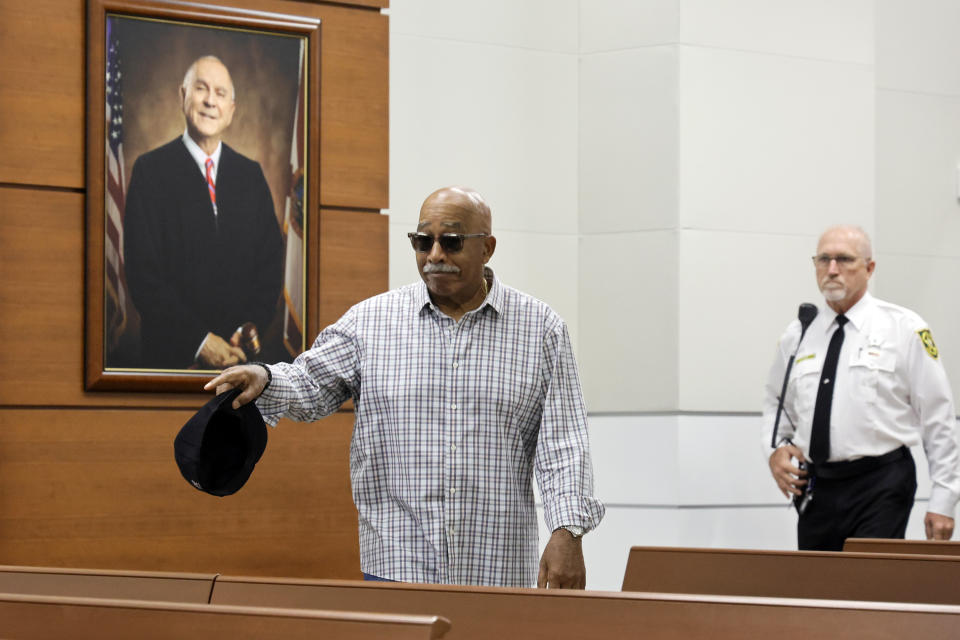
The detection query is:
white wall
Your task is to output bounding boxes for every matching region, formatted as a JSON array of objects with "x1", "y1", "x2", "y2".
[
  {"x1": 389, "y1": 0, "x2": 960, "y2": 591},
  {"x1": 578, "y1": 1, "x2": 875, "y2": 413},
  {"x1": 875, "y1": 0, "x2": 960, "y2": 387},
  {"x1": 389, "y1": 0, "x2": 582, "y2": 341}
]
